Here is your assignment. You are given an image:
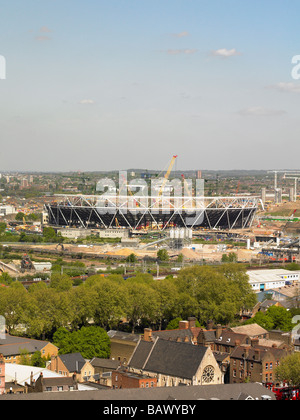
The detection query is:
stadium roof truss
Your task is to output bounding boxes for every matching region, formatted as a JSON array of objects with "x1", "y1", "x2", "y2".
[{"x1": 45, "y1": 194, "x2": 259, "y2": 231}]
